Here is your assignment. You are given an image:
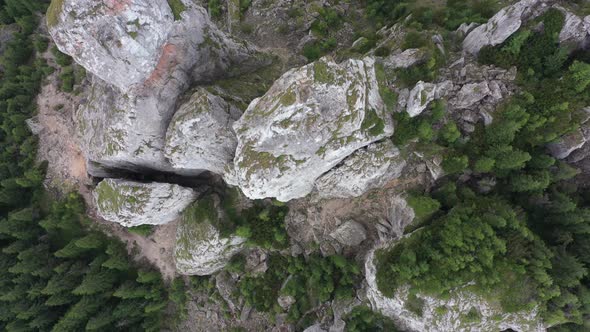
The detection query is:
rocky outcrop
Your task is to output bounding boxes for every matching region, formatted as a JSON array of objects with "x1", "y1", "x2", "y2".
[
  {"x1": 452, "y1": 81, "x2": 502, "y2": 110},
  {"x1": 558, "y1": 8, "x2": 590, "y2": 49},
  {"x1": 329, "y1": 220, "x2": 367, "y2": 247},
  {"x1": 50, "y1": 0, "x2": 265, "y2": 174},
  {"x1": 462, "y1": 0, "x2": 551, "y2": 54},
  {"x1": 406, "y1": 80, "x2": 453, "y2": 117},
  {"x1": 49, "y1": 0, "x2": 260, "y2": 92},
  {"x1": 93, "y1": 179, "x2": 196, "y2": 227},
  {"x1": 165, "y1": 88, "x2": 241, "y2": 175},
  {"x1": 175, "y1": 220, "x2": 246, "y2": 275},
  {"x1": 174, "y1": 195, "x2": 246, "y2": 275},
  {"x1": 364, "y1": 246, "x2": 546, "y2": 332},
  {"x1": 383, "y1": 48, "x2": 427, "y2": 70},
  {"x1": 228, "y1": 57, "x2": 394, "y2": 201},
  {"x1": 315, "y1": 140, "x2": 406, "y2": 199},
  {"x1": 463, "y1": 0, "x2": 590, "y2": 55}
]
